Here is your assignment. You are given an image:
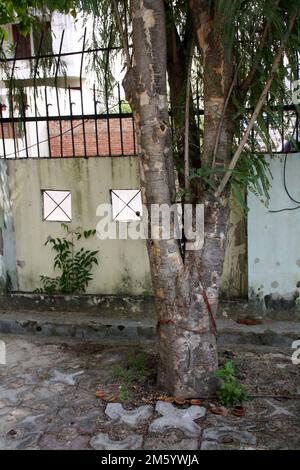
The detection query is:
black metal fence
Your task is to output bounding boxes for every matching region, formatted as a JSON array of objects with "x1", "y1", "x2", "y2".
[
  {"x1": 0, "y1": 29, "x2": 137, "y2": 159},
  {"x1": 0, "y1": 28, "x2": 299, "y2": 159}
]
